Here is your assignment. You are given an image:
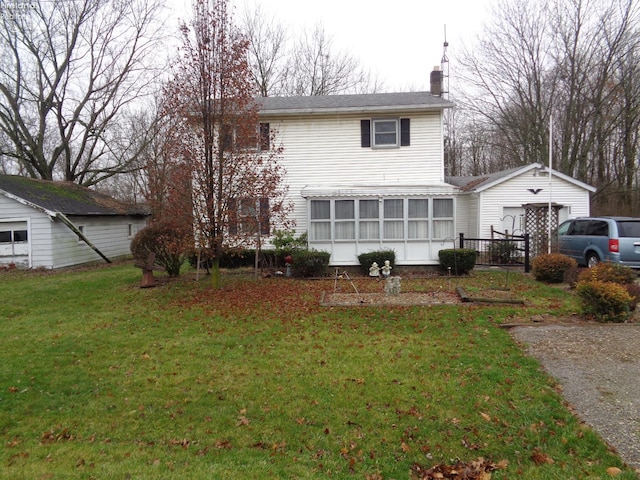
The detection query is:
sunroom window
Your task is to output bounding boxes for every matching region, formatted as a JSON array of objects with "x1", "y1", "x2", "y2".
[
  {"x1": 359, "y1": 199, "x2": 379, "y2": 239},
  {"x1": 433, "y1": 198, "x2": 454, "y2": 239},
  {"x1": 310, "y1": 200, "x2": 331, "y2": 240},
  {"x1": 383, "y1": 199, "x2": 404, "y2": 239},
  {"x1": 309, "y1": 197, "x2": 454, "y2": 242},
  {"x1": 335, "y1": 200, "x2": 355, "y2": 240},
  {"x1": 408, "y1": 199, "x2": 429, "y2": 239}
]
